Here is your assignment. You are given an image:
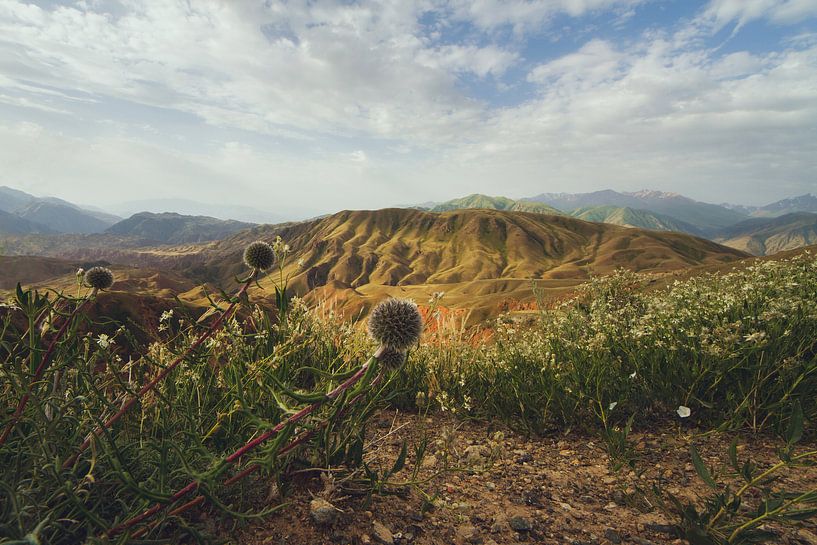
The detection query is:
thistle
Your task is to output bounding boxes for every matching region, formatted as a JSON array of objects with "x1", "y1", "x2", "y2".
[
  {"x1": 367, "y1": 298, "x2": 423, "y2": 351},
  {"x1": 243, "y1": 241, "x2": 275, "y2": 271},
  {"x1": 377, "y1": 347, "x2": 407, "y2": 369},
  {"x1": 84, "y1": 266, "x2": 114, "y2": 291}
]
